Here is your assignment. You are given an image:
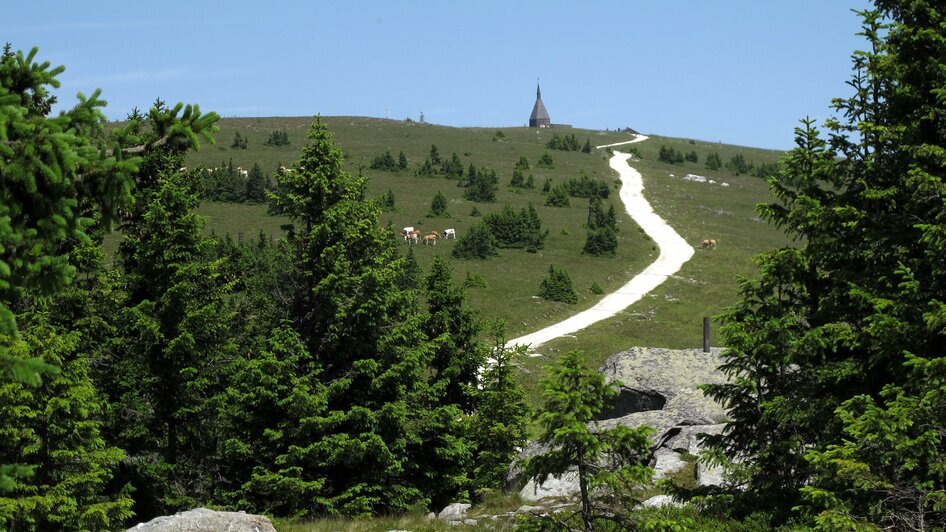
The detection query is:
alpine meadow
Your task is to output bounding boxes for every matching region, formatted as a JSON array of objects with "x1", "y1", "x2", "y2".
[{"x1": 2, "y1": 2, "x2": 945, "y2": 530}]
